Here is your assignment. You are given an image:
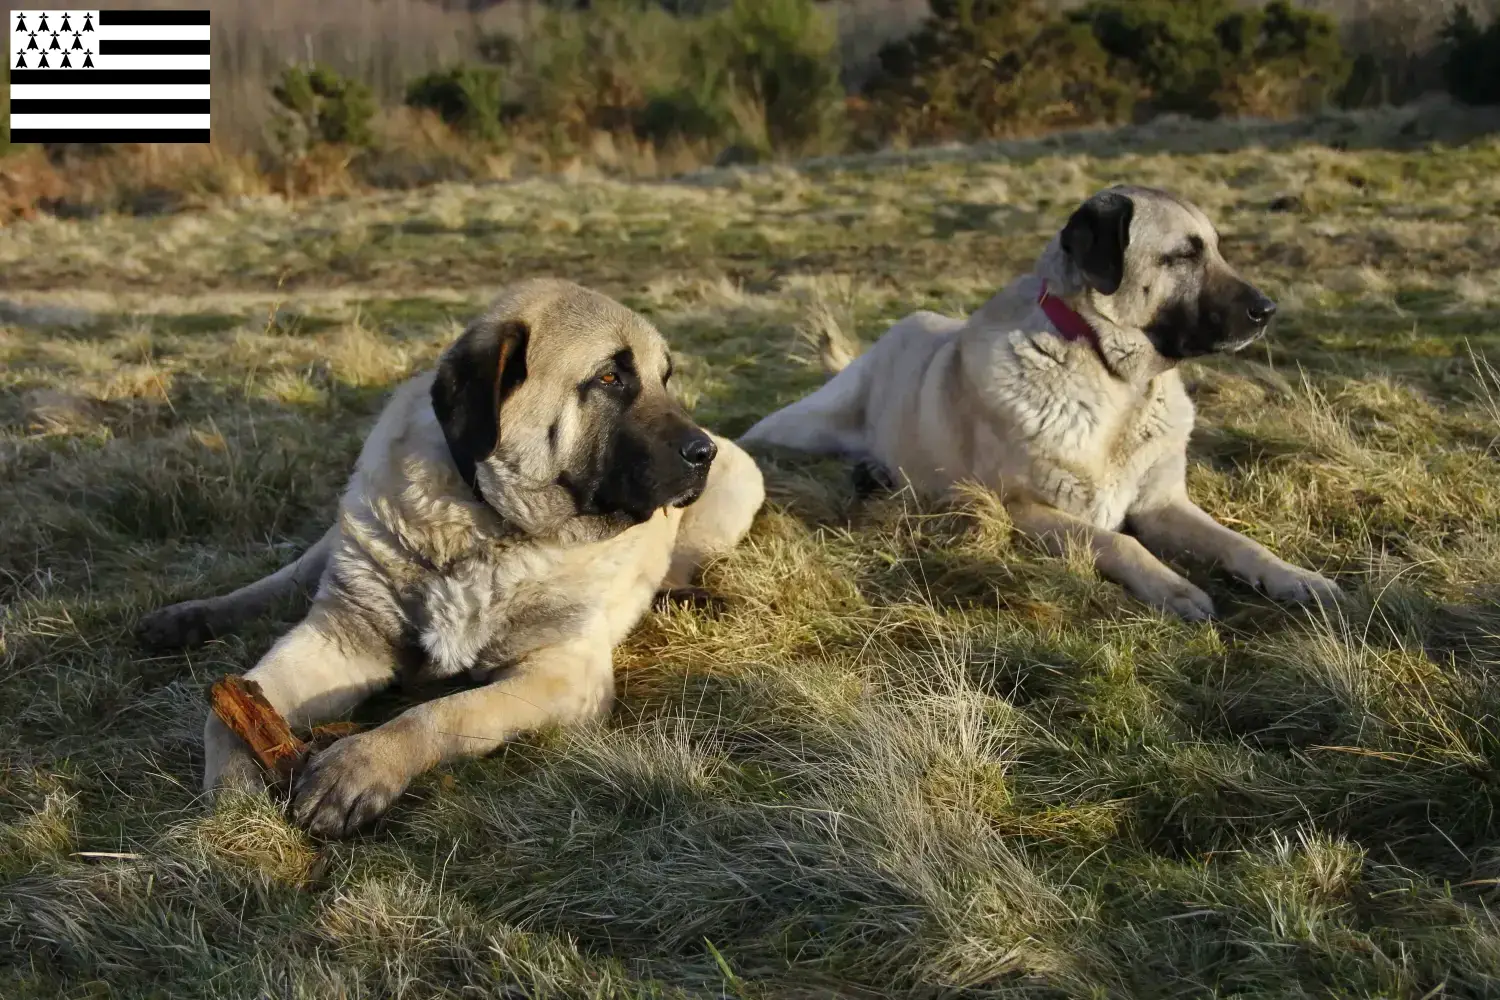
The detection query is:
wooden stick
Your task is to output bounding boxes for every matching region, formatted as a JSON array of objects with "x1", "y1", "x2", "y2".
[
  {"x1": 208, "y1": 677, "x2": 366, "y2": 789},
  {"x1": 208, "y1": 676, "x2": 308, "y2": 780}
]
